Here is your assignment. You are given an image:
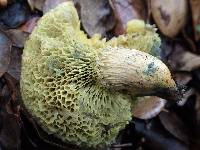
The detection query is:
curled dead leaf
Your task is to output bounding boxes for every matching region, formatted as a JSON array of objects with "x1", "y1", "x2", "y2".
[{"x1": 151, "y1": 0, "x2": 188, "y2": 38}]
